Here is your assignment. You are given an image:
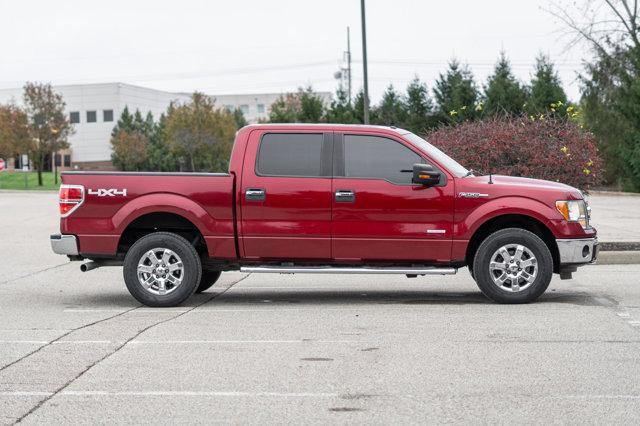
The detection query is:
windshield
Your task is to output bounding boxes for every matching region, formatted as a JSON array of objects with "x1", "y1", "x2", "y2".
[{"x1": 403, "y1": 132, "x2": 470, "y2": 178}]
